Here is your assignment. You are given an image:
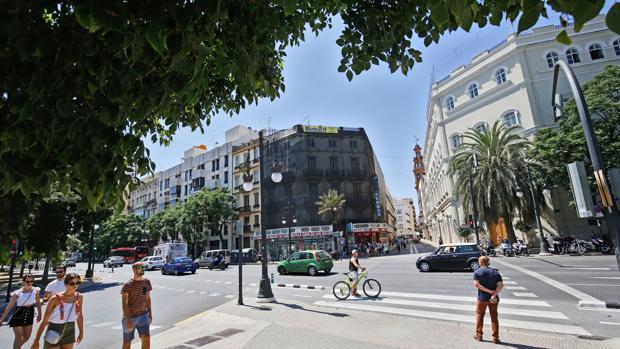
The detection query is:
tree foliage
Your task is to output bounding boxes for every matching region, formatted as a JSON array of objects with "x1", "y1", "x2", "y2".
[
  {"x1": 529, "y1": 64, "x2": 620, "y2": 191},
  {"x1": 448, "y1": 121, "x2": 537, "y2": 242},
  {"x1": 0, "y1": 1, "x2": 616, "y2": 216},
  {"x1": 96, "y1": 213, "x2": 145, "y2": 254},
  {"x1": 316, "y1": 189, "x2": 346, "y2": 224}
]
